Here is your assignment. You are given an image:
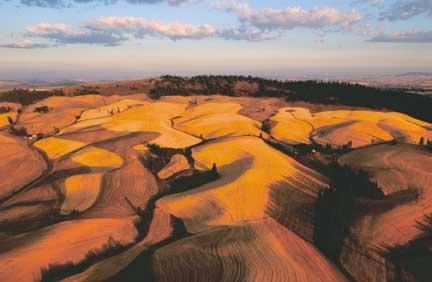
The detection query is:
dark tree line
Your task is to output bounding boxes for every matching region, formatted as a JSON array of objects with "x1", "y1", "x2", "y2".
[
  {"x1": 40, "y1": 237, "x2": 128, "y2": 282},
  {"x1": 0, "y1": 88, "x2": 65, "y2": 105},
  {"x1": 314, "y1": 162, "x2": 384, "y2": 260},
  {"x1": 0, "y1": 106, "x2": 12, "y2": 114},
  {"x1": 150, "y1": 75, "x2": 432, "y2": 122},
  {"x1": 73, "y1": 85, "x2": 100, "y2": 96}
]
